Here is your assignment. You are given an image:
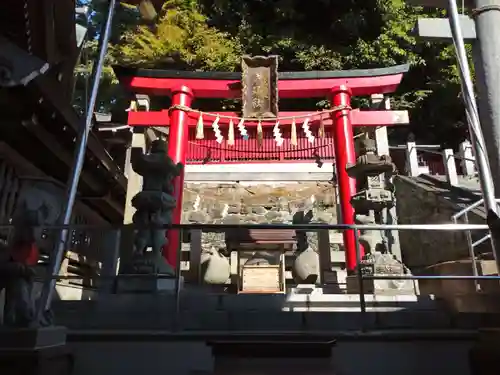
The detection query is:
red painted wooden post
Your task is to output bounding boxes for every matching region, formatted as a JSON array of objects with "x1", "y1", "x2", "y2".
[
  {"x1": 165, "y1": 85, "x2": 193, "y2": 268},
  {"x1": 330, "y1": 85, "x2": 362, "y2": 272}
]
